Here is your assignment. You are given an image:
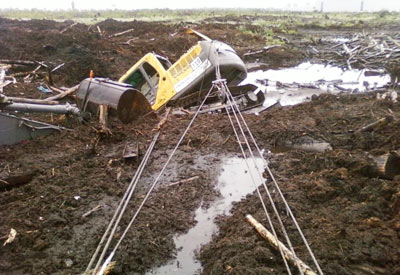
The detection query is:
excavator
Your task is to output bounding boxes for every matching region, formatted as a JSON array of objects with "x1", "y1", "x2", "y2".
[
  {"x1": 0, "y1": 30, "x2": 264, "y2": 145},
  {"x1": 75, "y1": 29, "x2": 264, "y2": 123}
]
